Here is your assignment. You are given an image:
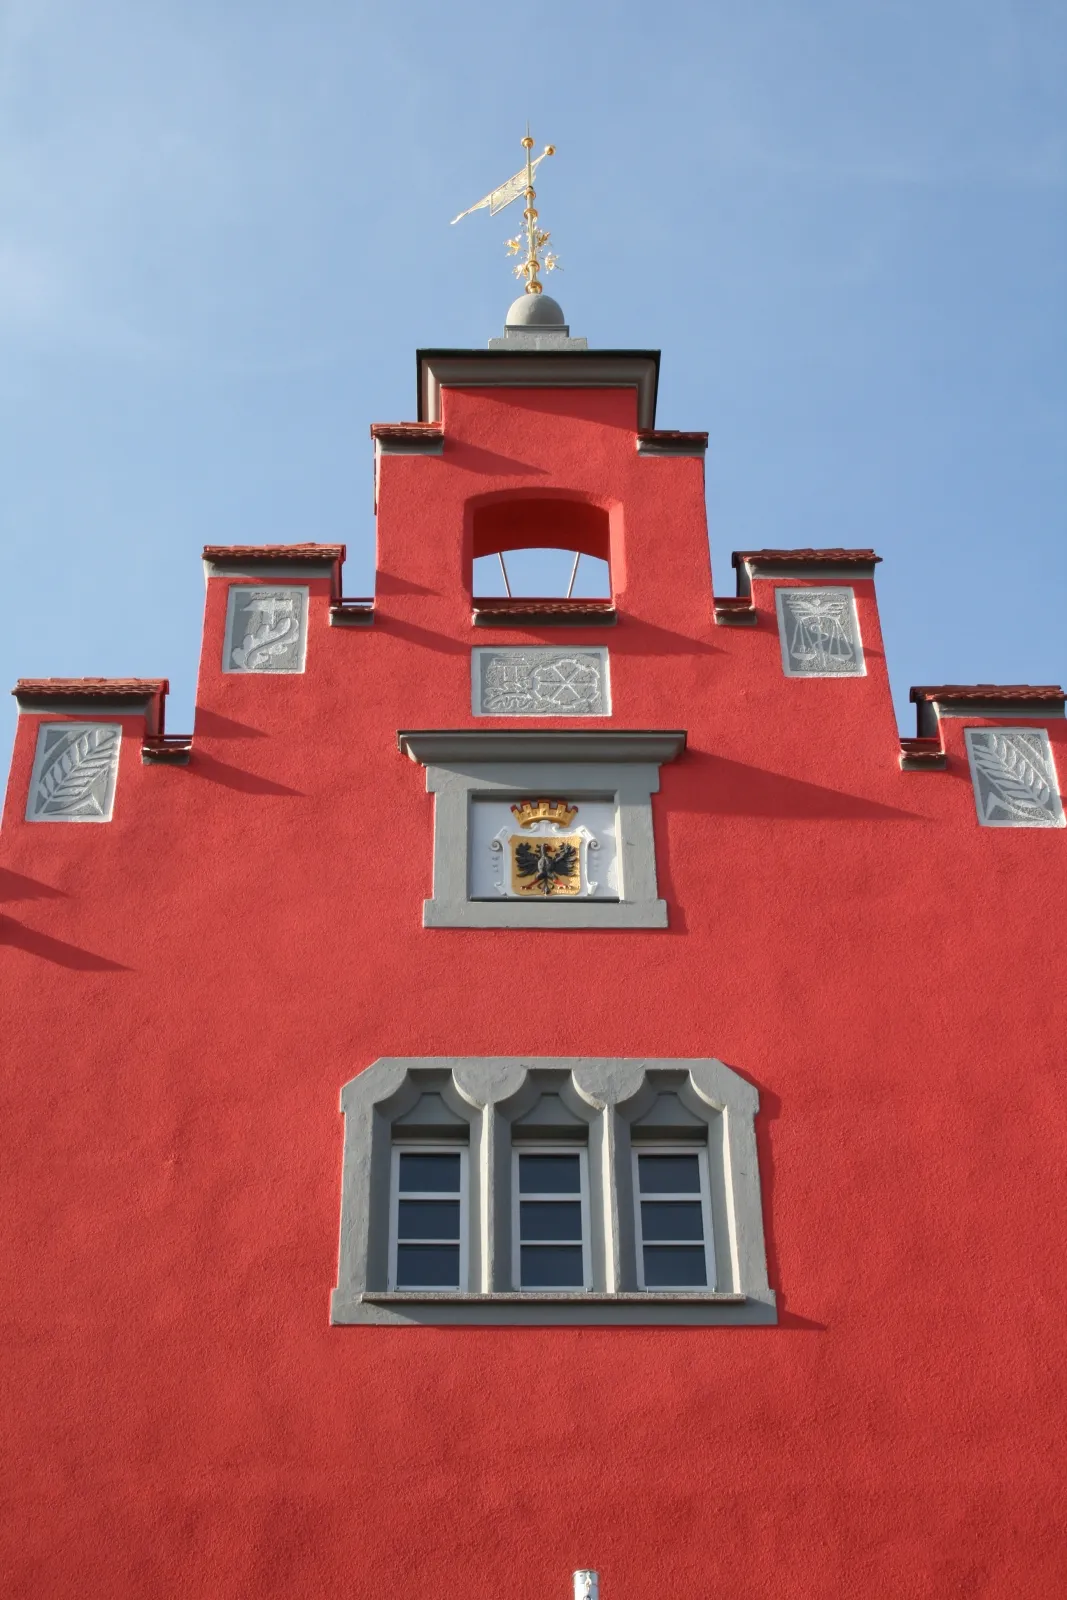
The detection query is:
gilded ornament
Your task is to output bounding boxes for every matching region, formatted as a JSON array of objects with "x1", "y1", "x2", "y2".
[{"x1": 451, "y1": 126, "x2": 561, "y2": 294}]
